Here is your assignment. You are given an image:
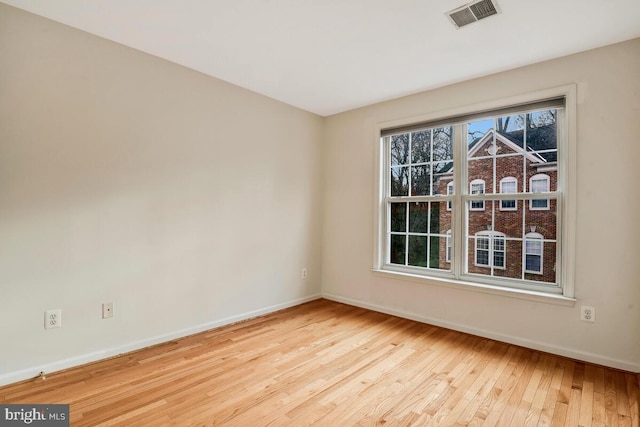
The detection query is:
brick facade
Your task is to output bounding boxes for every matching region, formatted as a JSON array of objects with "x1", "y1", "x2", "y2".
[{"x1": 438, "y1": 130, "x2": 557, "y2": 284}]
